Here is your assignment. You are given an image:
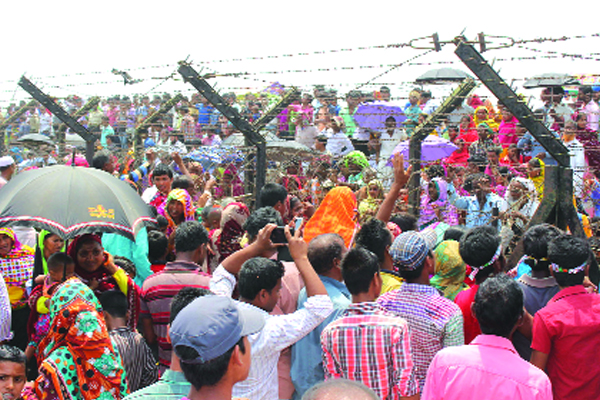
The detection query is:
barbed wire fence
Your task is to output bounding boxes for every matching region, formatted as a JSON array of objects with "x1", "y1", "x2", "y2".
[{"x1": 2, "y1": 31, "x2": 600, "y2": 226}]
